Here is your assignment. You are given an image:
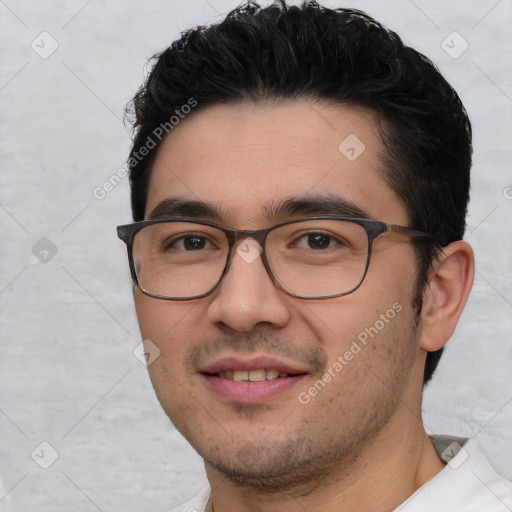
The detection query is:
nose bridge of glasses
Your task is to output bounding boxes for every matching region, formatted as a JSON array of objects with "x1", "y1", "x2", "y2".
[
  {"x1": 226, "y1": 227, "x2": 268, "y2": 250},
  {"x1": 223, "y1": 228, "x2": 271, "y2": 276}
]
